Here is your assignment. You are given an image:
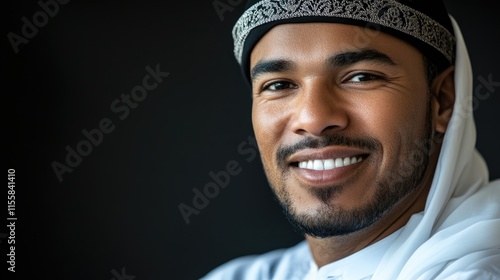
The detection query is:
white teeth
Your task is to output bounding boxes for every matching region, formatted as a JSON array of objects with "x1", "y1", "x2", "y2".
[
  {"x1": 313, "y1": 160, "x2": 324, "y2": 170},
  {"x1": 324, "y1": 159, "x2": 335, "y2": 170},
  {"x1": 297, "y1": 156, "x2": 364, "y2": 170}
]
